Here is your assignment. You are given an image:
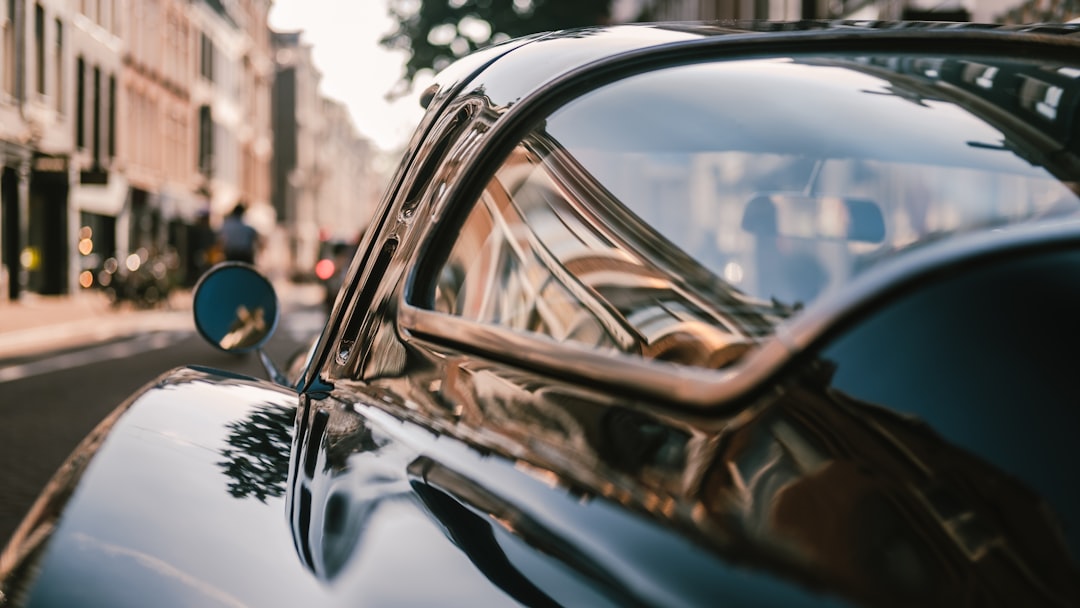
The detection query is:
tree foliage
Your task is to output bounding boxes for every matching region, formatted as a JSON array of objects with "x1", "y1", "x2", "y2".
[{"x1": 381, "y1": 0, "x2": 614, "y2": 97}]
